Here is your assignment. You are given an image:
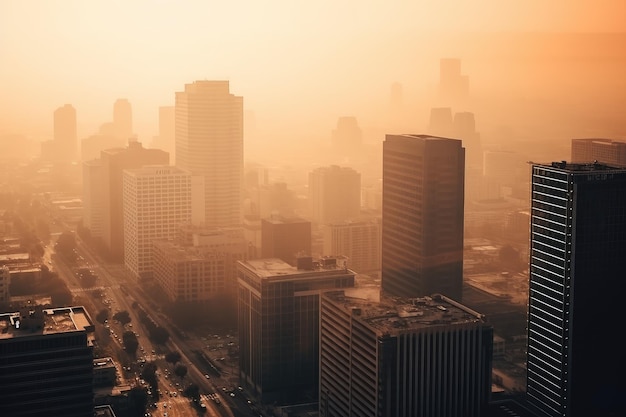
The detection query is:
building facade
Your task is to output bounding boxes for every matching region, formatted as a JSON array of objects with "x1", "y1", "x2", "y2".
[
  {"x1": 382, "y1": 134, "x2": 465, "y2": 300},
  {"x1": 122, "y1": 165, "x2": 191, "y2": 279},
  {"x1": 322, "y1": 217, "x2": 381, "y2": 274},
  {"x1": 175, "y1": 80, "x2": 243, "y2": 228},
  {"x1": 100, "y1": 140, "x2": 169, "y2": 261},
  {"x1": 237, "y1": 257, "x2": 355, "y2": 404},
  {"x1": 0, "y1": 306, "x2": 95, "y2": 417},
  {"x1": 570, "y1": 138, "x2": 626, "y2": 166},
  {"x1": 527, "y1": 162, "x2": 626, "y2": 417},
  {"x1": 82, "y1": 158, "x2": 103, "y2": 239},
  {"x1": 320, "y1": 290, "x2": 493, "y2": 417},
  {"x1": 261, "y1": 215, "x2": 311, "y2": 266},
  {"x1": 309, "y1": 165, "x2": 361, "y2": 226}
]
